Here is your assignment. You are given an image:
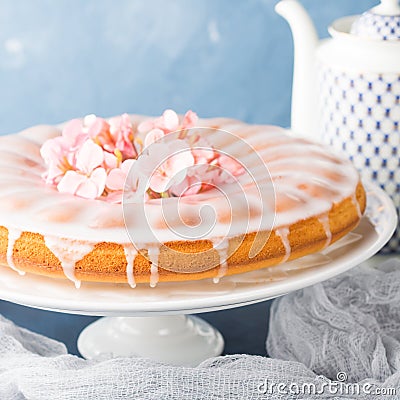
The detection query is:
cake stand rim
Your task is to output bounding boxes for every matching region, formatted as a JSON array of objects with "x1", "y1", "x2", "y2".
[{"x1": 0, "y1": 182, "x2": 396, "y2": 316}]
